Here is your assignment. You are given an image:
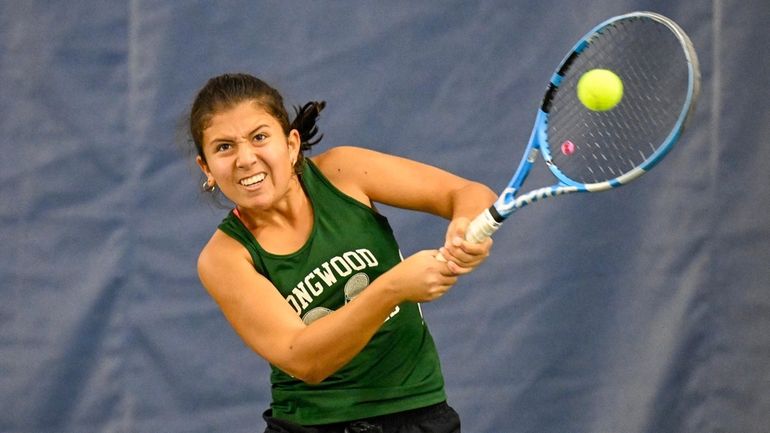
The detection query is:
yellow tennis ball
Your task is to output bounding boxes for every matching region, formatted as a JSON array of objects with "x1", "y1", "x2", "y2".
[{"x1": 576, "y1": 69, "x2": 624, "y2": 111}]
